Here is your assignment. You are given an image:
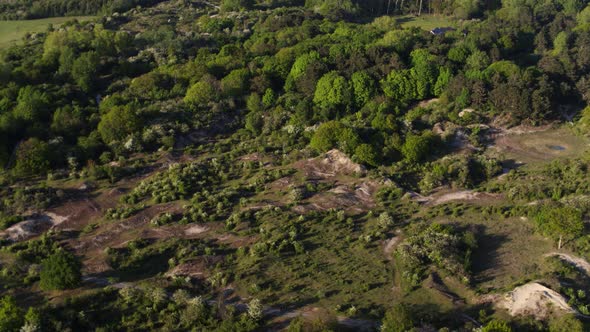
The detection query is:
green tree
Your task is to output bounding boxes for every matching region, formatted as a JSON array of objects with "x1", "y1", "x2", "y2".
[
  {"x1": 434, "y1": 67, "x2": 452, "y2": 96},
  {"x1": 72, "y1": 51, "x2": 99, "y2": 92},
  {"x1": 14, "y1": 138, "x2": 51, "y2": 177},
  {"x1": 246, "y1": 93, "x2": 263, "y2": 113},
  {"x1": 13, "y1": 86, "x2": 50, "y2": 122},
  {"x1": 245, "y1": 111, "x2": 263, "y2": 135},
  {"x1": 221, "y1": 0, "x2": 252, "y2": 12},
  {"x1": 534, "y1": 205, "x2": 585, "y2": 249},
  {"x1": 481, "y1": 320, "x2": 512, "y2": 332},
  {"x1": 549, "y1": 314, "x2": 583, "y2": 332},
  {"x1": 410, "y1": 49, "x2": 438, "y2": 99},
  {"x1": 351, "y1": 71, "x2": 375, "y2": 108},
  {"x1": 381, "y1": 304, "x2": 414, "y2": 332},
  {"x1": 40, "y1": 249, "x2": 82, "y2": 290},
  {"x1": 0, "y1": 296, "x2": 23, "y2": 332},
  {"x1": 402, "y1": 132, "x2": 438, "y2": 163},
  {"x1": 310, "y1": 121, "x2": 359, "y2": 155},
  {"x1": 184, "y1": 78, "x2": 219, "y2": 107},
  {"x1": 313, "y1": 71, "x2": 351, "y2": 110},
  {"x1": 354, "y1": 144, "x2": 379, "y2": 166},
  {"x1": 382, "y1": 70, "x2": 418, "y2": 104},
  {"x1": 97, "y1": 105, "x2": 142, "y2": 144},
  {"x1": 221, "y1": 69, "x2": 250, "y2": 97},
  {"x1": 262, "y1": 88, "x2": 276, "y2": 108}
]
